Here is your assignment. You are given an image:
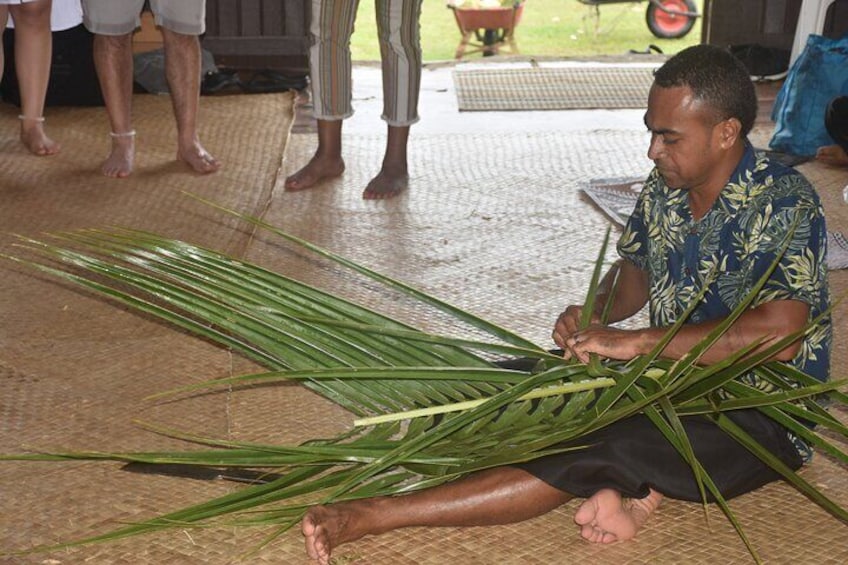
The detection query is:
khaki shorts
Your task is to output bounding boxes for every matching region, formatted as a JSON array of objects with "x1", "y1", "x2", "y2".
[{"x1": 82, "y1": 0, "x2": 205, "y2": 36}]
